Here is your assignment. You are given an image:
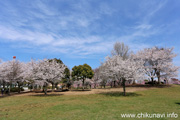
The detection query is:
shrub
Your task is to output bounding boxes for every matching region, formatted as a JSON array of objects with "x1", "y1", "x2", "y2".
[{"x1": 10, "y1": 87, "x2": 24, "y2": 92}]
